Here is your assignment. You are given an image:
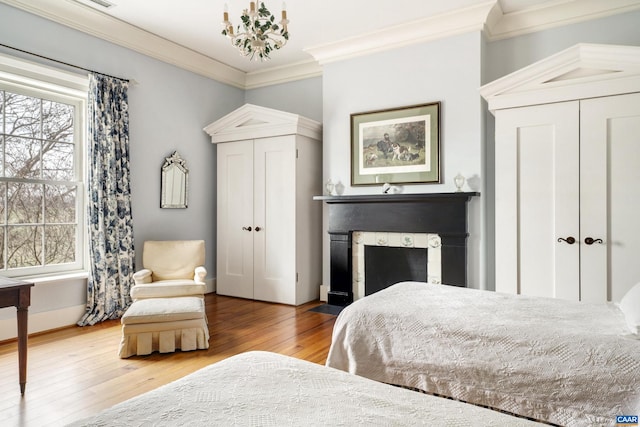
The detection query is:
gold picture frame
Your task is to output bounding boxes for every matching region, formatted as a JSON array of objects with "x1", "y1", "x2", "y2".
[{"x1": 351, "y1": 102, "x2": 441, "y2": 186}]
